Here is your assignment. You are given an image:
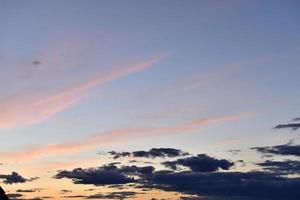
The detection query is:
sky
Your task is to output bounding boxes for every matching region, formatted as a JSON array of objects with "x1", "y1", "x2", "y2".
[{"x1": 0, "y1": 0, "x2": 300, "y2": 200}]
